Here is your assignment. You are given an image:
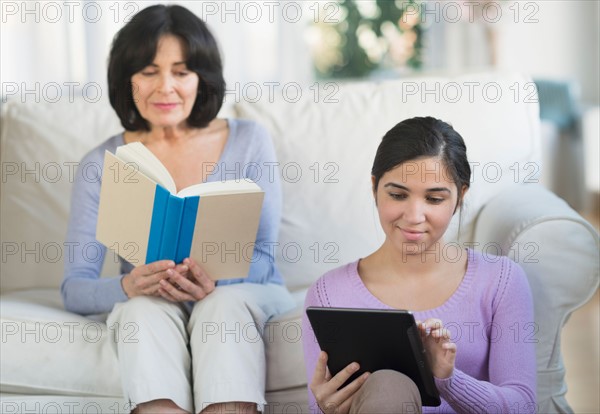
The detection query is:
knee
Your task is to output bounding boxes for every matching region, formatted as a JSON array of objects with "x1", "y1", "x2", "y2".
[
  {"x1": 350, "y1": 370, "x2": 422, "y2": 414},
  {"x1": 109, "y1": 296, "x2": 182, "y2": 324},
  {"x1": 191, "y1": 287, "x2": 260, "y2": 322},
  {"x1": 365, "y1": 370, "x2": 418, "y2": 389},
  {"x1": 189, "y1": 287, "x2": 266, "y2": 344}
]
